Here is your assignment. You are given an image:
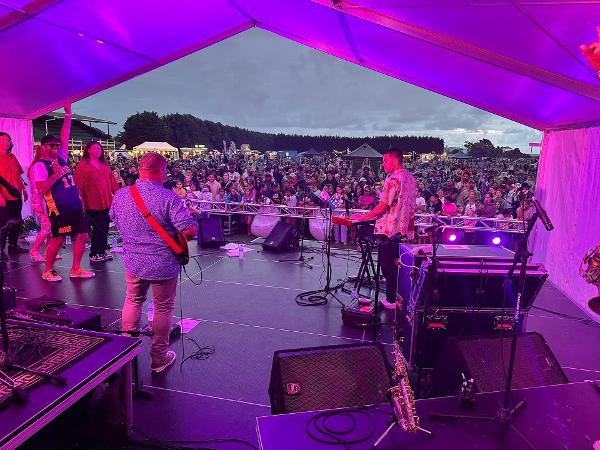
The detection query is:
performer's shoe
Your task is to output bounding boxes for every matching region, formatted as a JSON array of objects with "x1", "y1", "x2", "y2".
[
  {"x1": 69, "y1": 268, "x2": 96, "y2": 279},
  {"x1": 152, "y1": 351, "x2": 176, "y2": 374},
  {"x1": 42, "y1": 270, "x2": 62, "y2": 282}
]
